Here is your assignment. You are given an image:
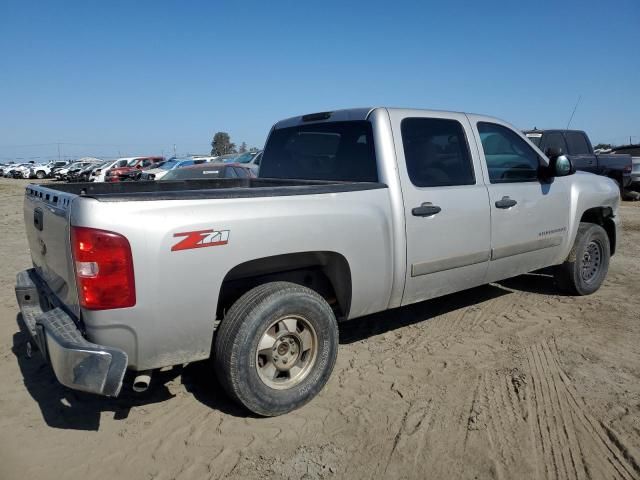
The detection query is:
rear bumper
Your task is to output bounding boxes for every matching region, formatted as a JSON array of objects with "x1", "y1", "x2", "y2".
[{"x1": 15, "y1": 269, "x2": 127, "y2": 397}]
